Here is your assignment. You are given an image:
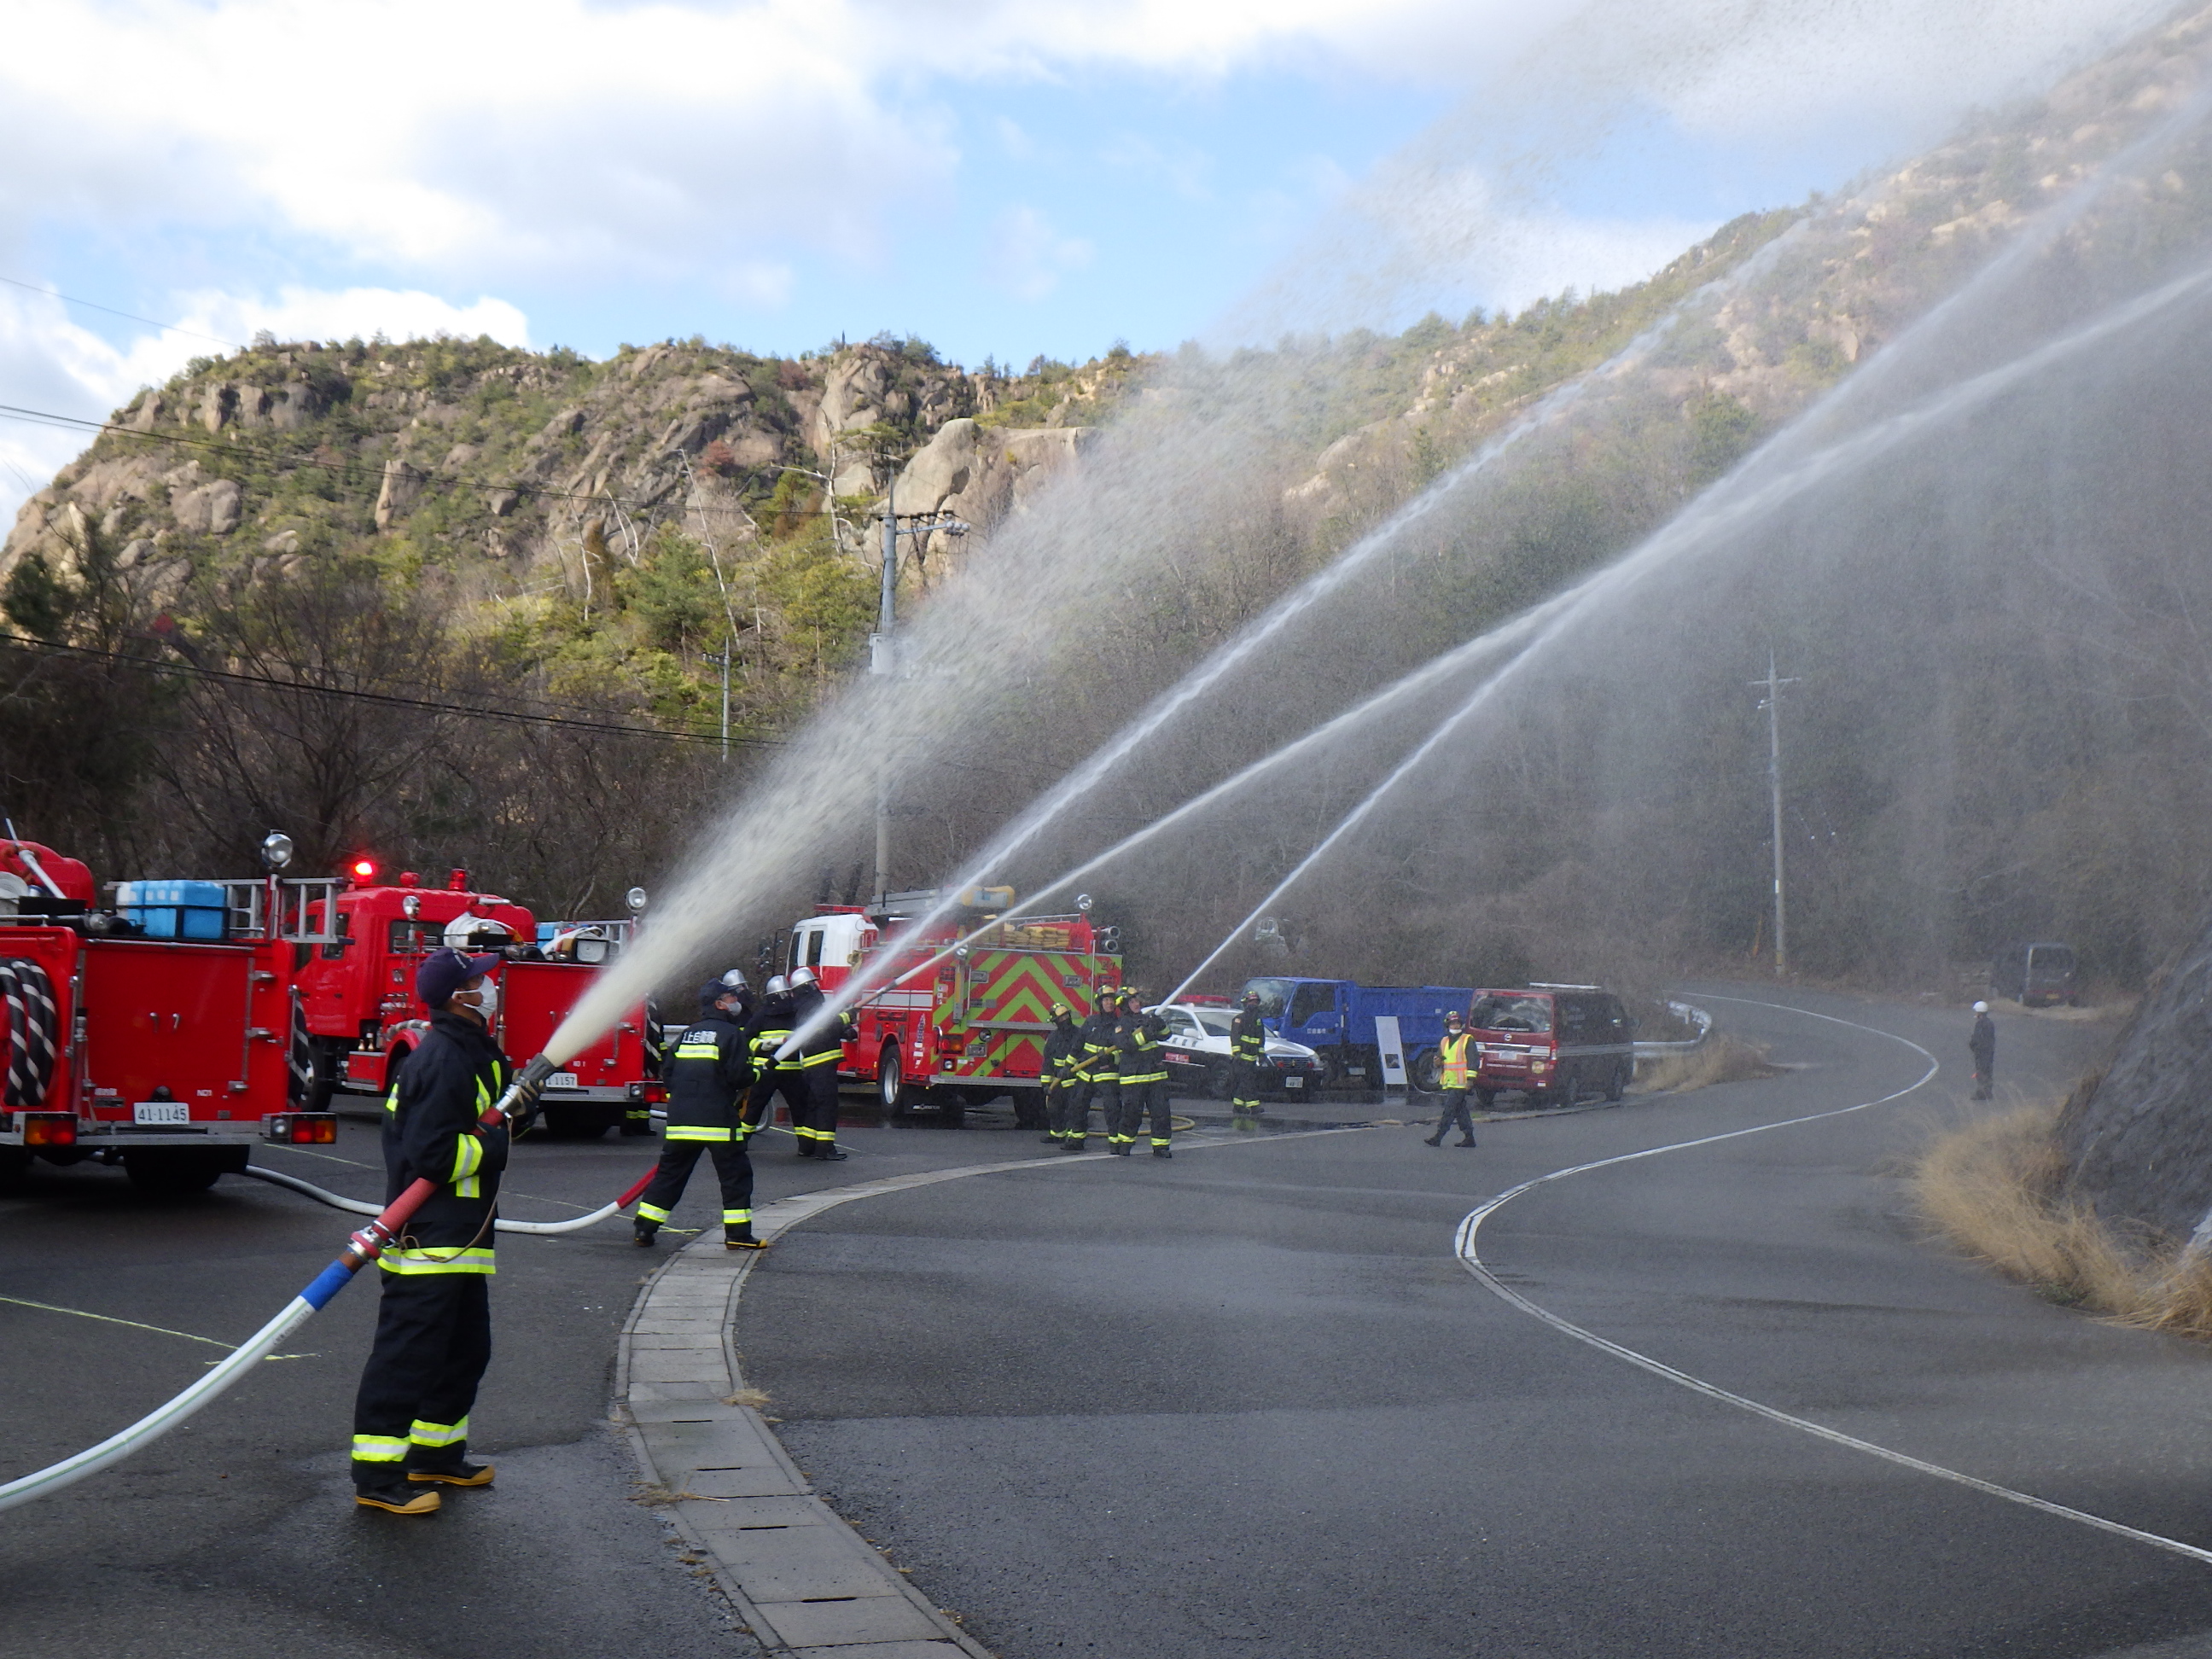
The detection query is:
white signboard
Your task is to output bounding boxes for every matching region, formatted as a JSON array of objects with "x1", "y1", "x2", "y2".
[{"x1": 1374, "y1": 1016, "x2": 1409, "y2": 1093}]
